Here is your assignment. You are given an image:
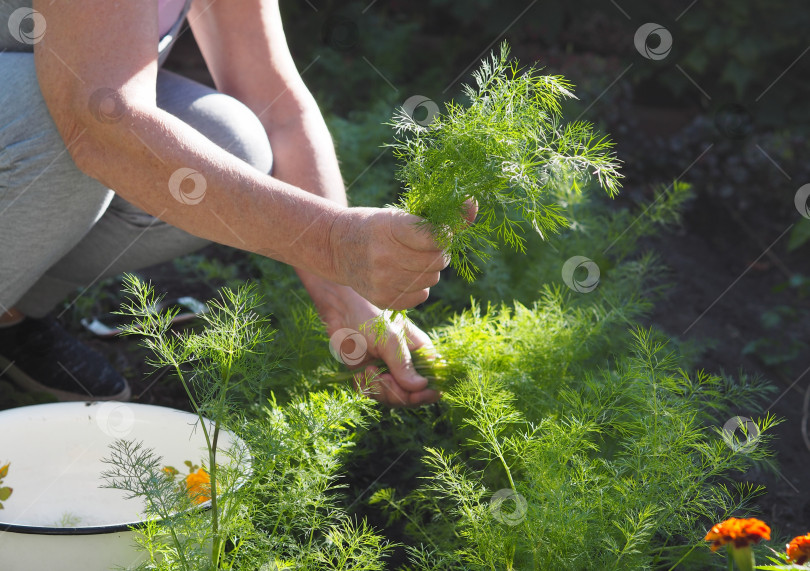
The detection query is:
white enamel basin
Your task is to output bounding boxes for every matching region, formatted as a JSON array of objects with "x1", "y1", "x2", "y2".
[{"x1": 0, "y1": 401, "x2": 241, "y2": 571}]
